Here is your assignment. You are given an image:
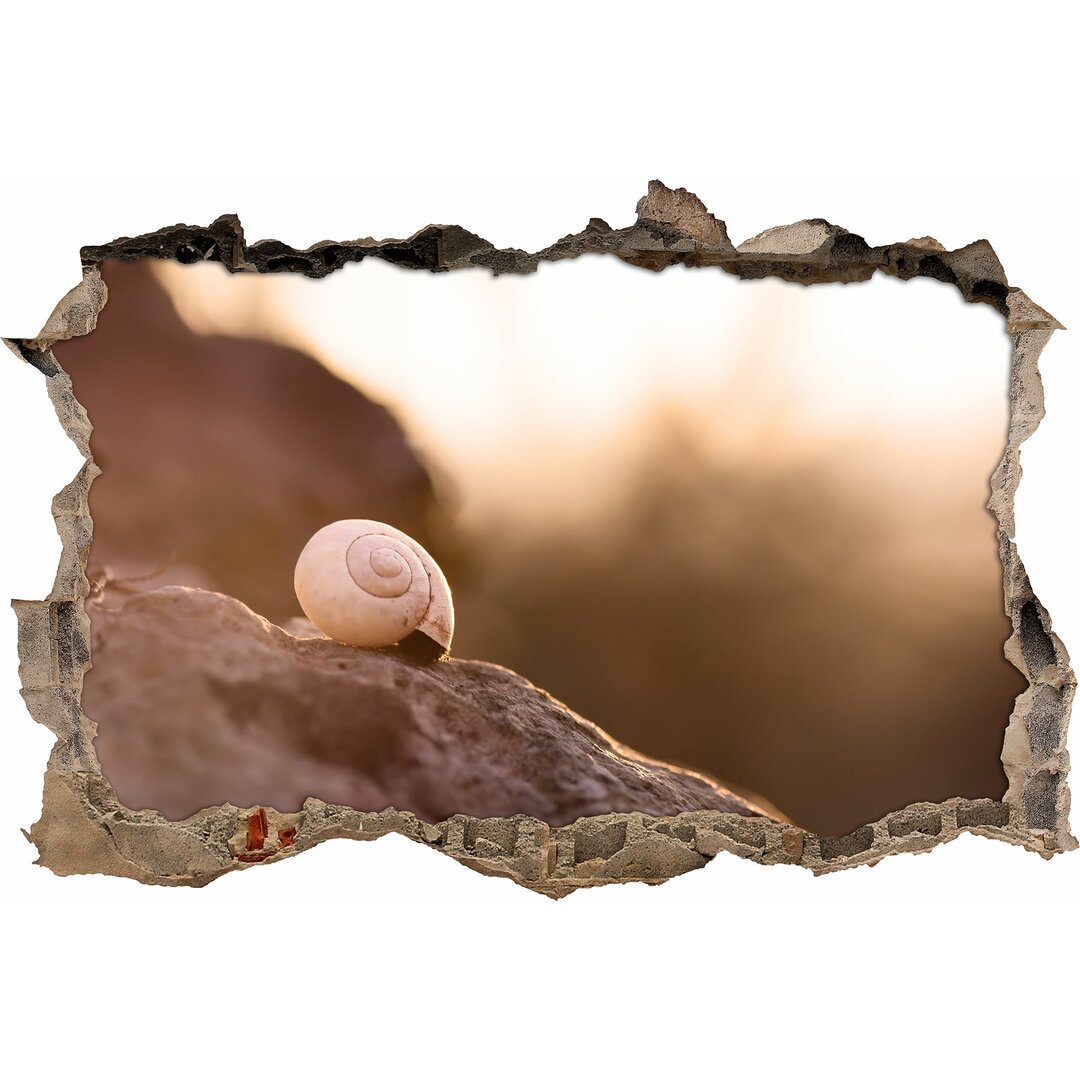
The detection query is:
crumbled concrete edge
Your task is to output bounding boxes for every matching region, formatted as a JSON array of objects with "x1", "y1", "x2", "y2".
[{"x1": 4, "y1": 180, "x2": 1074, "y2": 896}]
